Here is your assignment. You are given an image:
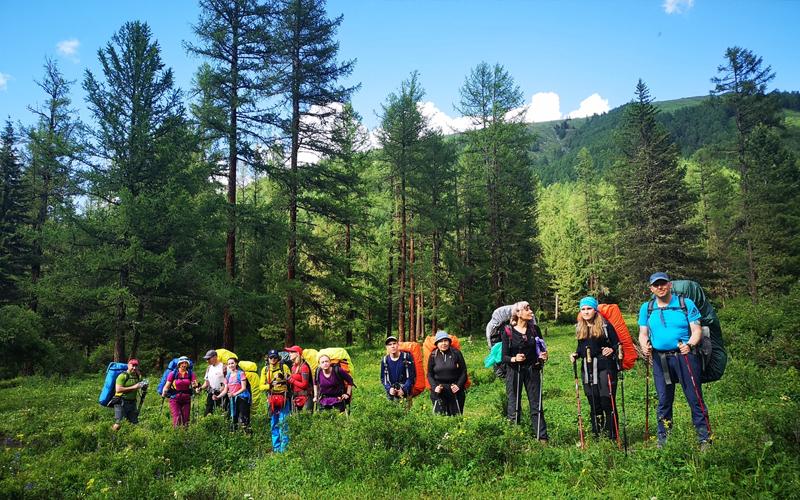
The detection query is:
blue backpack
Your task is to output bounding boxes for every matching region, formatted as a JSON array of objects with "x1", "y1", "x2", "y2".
[
  {"x1": 98, "y1": 362, "x2": 129, "y2": 406},
  {"x1": 156, "y1": 358, "x2": 195, "y2": 397}
]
